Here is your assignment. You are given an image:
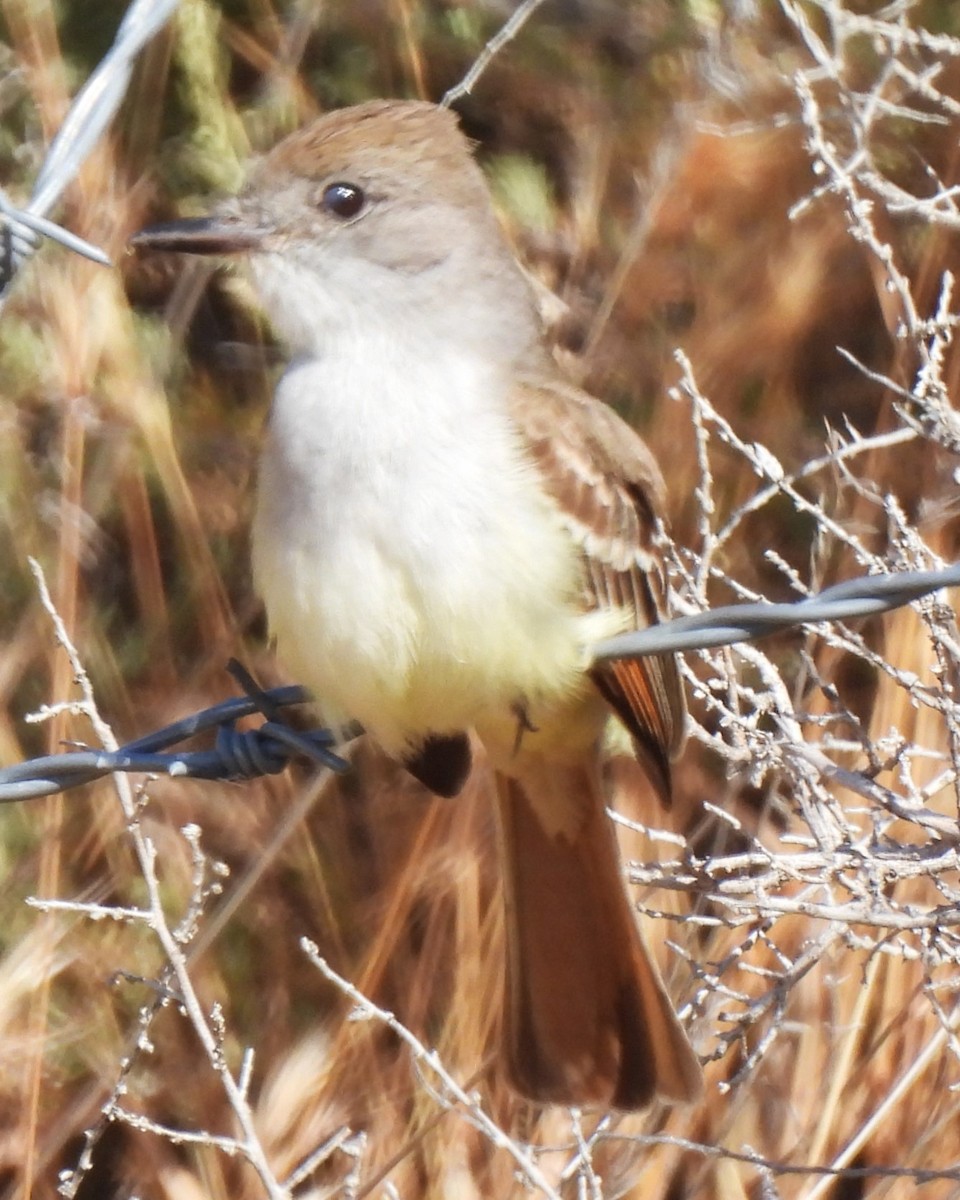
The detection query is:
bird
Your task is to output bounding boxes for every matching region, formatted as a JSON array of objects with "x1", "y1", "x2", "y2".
[{"x1": 132, "y1": 98, "x2": 702, "y2": 1110}]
